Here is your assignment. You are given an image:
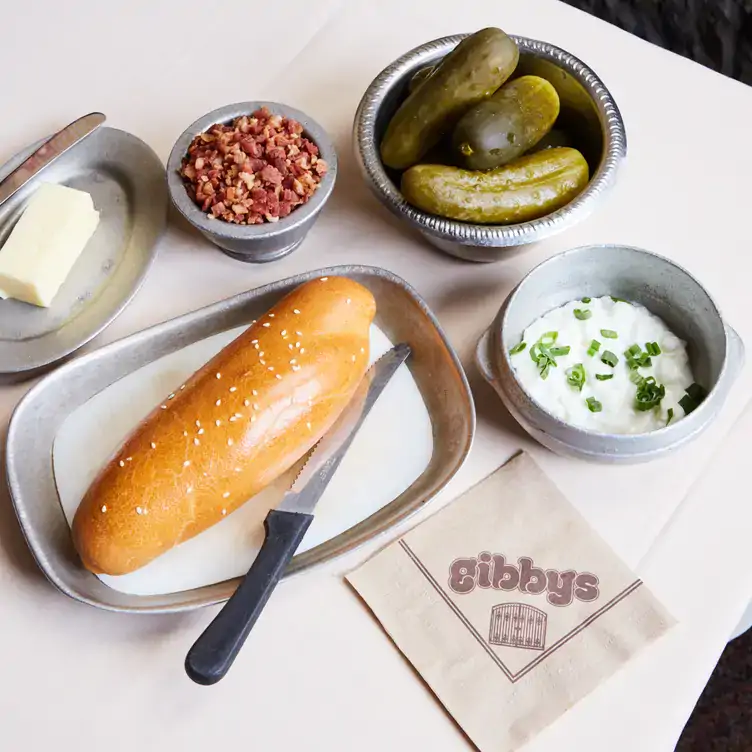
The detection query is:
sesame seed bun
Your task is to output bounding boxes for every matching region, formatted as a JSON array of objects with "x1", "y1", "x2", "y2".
[{"x1": 72, "y1": 276, "x2": 376, "y2": 576}]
